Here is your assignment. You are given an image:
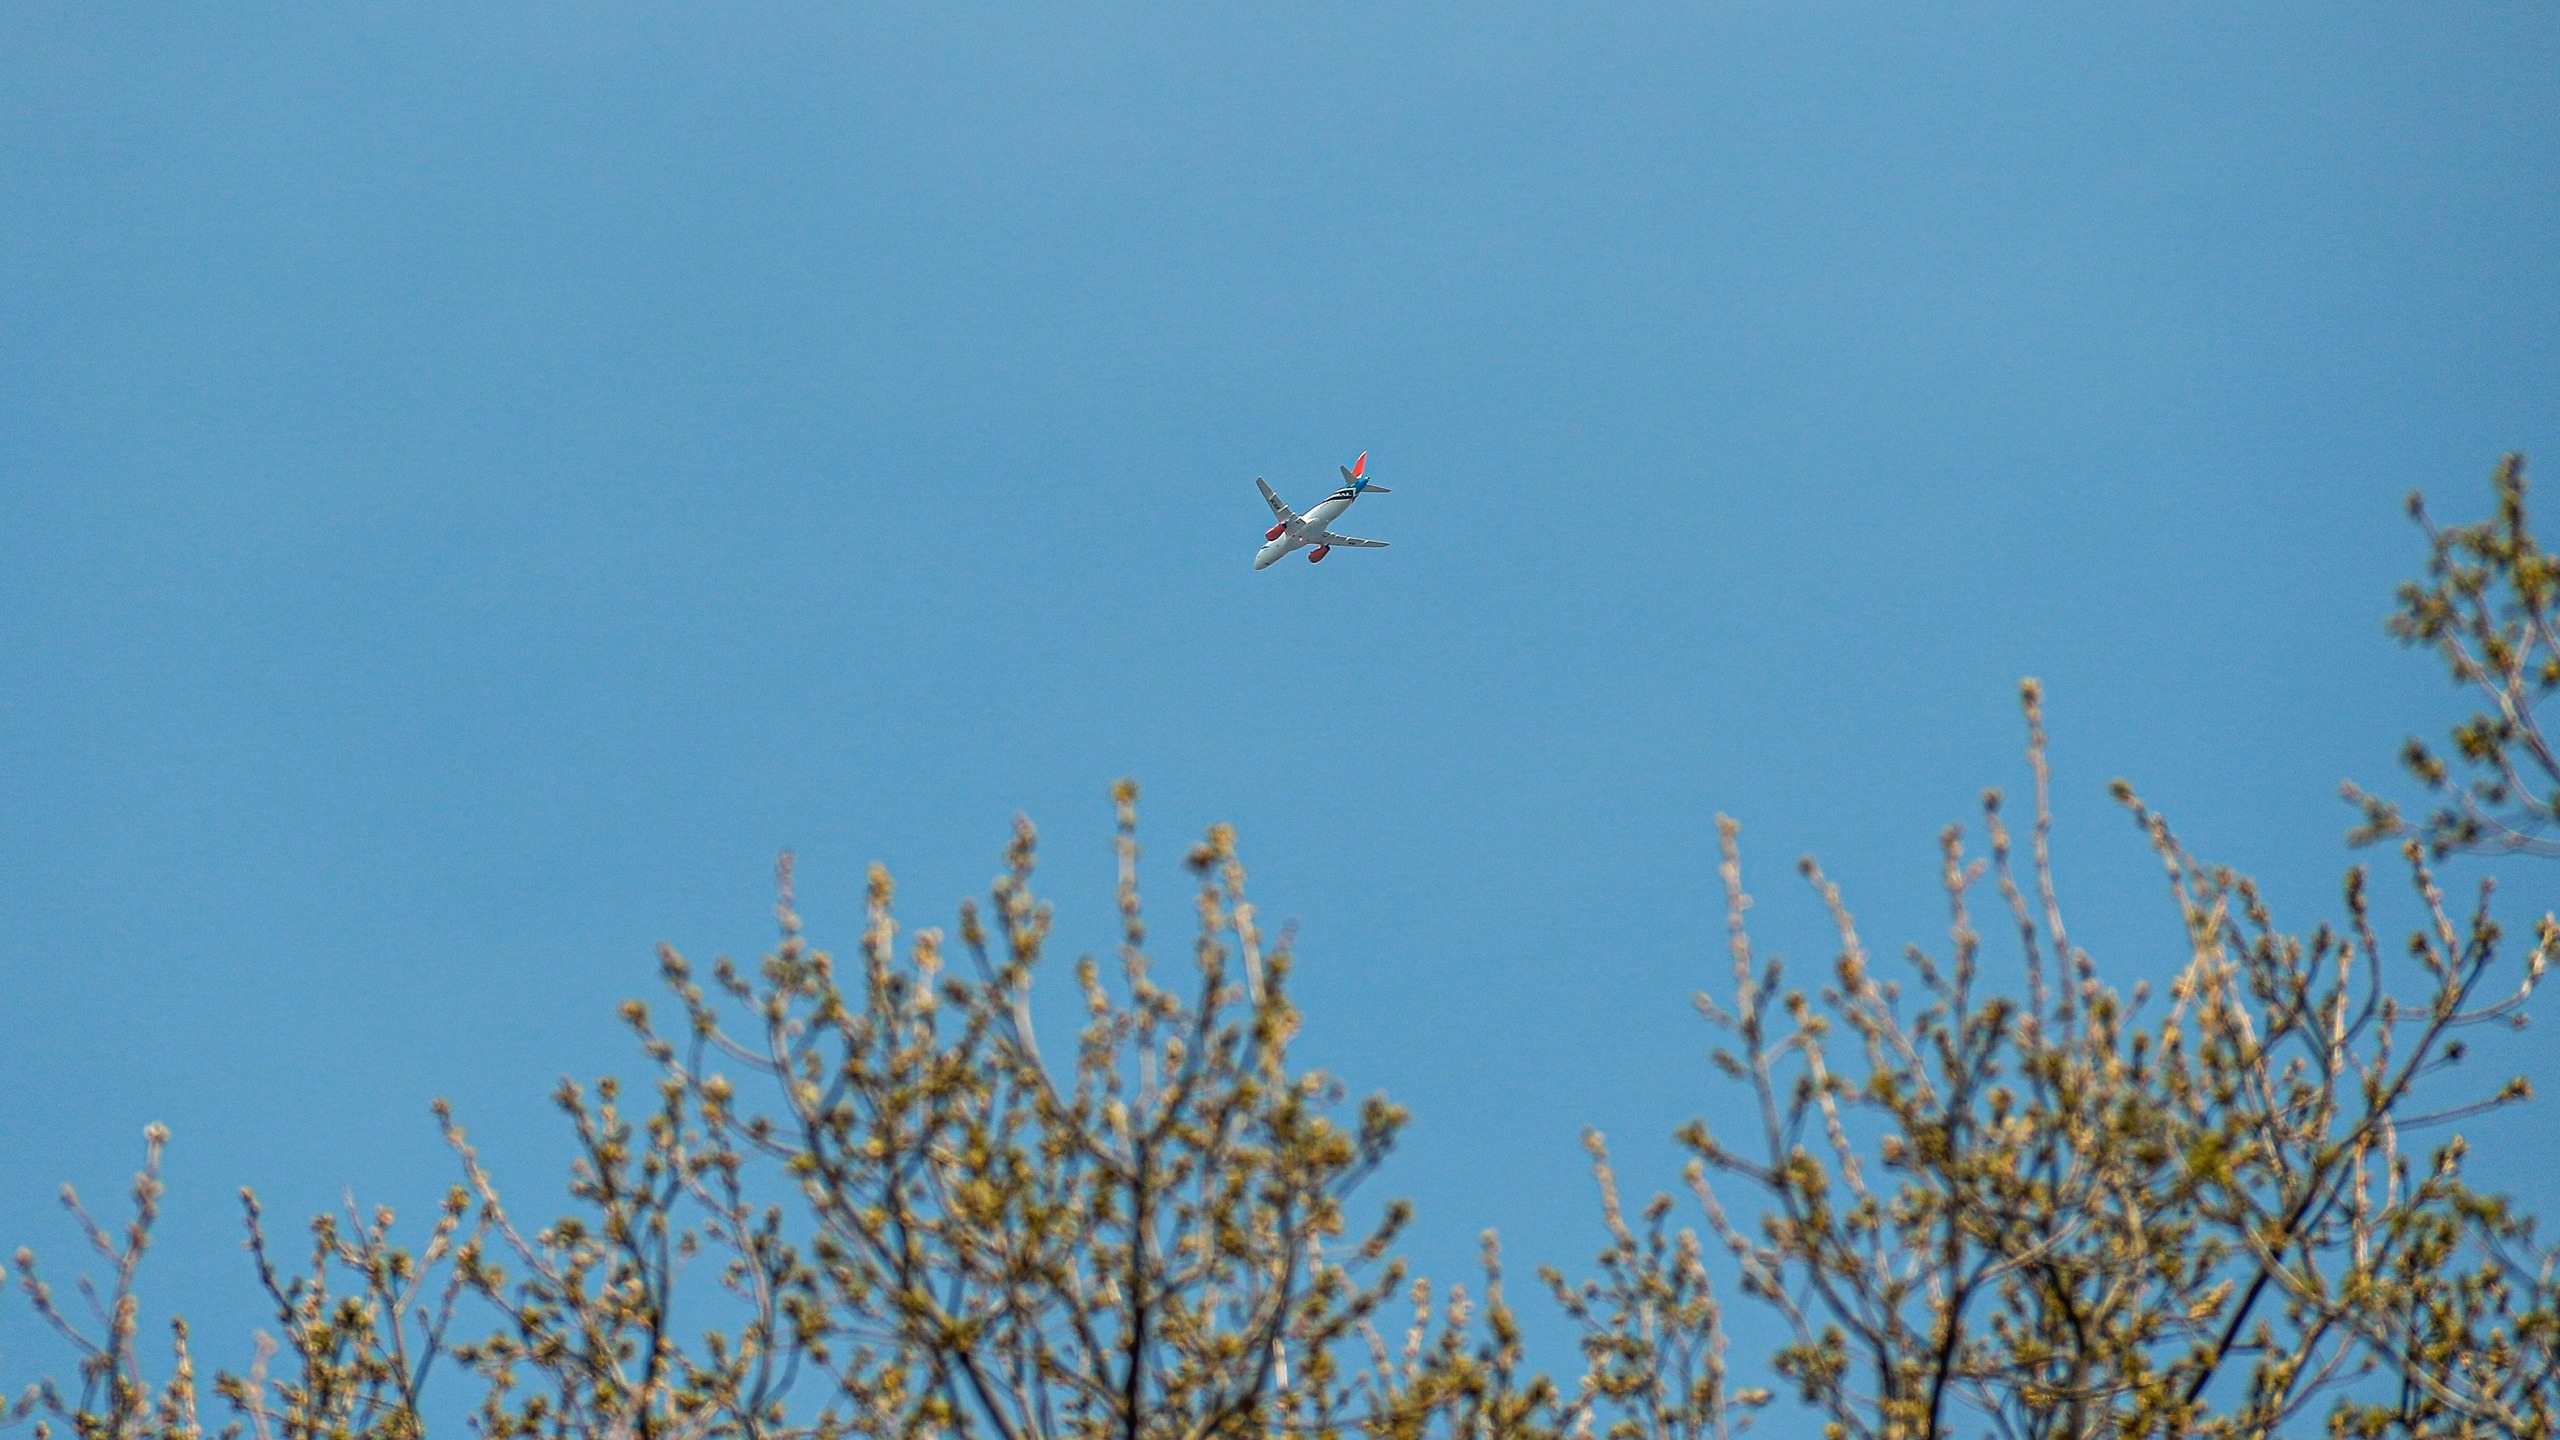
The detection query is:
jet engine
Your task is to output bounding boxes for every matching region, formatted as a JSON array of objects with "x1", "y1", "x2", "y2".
[
  {"x1": 1308, "y1": 545, "x2": 1331, "y2": 562},
  {"x1": 1265, "y1": 523, "x2": 1287, "y2": 541}
]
